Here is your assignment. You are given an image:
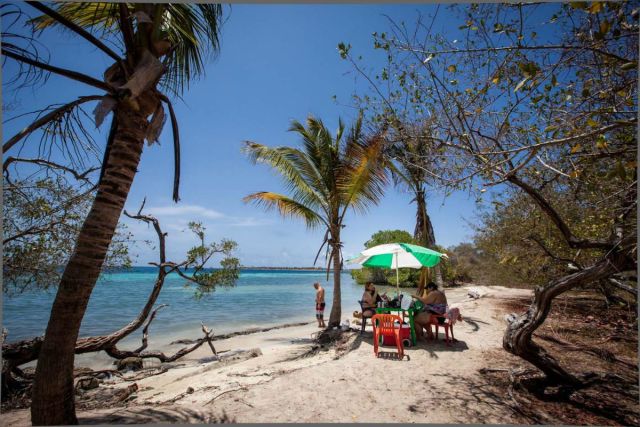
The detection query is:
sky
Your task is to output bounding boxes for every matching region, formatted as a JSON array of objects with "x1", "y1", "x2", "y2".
[{"x1": 3, "y1": 3, "x2": 495, "y2": 267}]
